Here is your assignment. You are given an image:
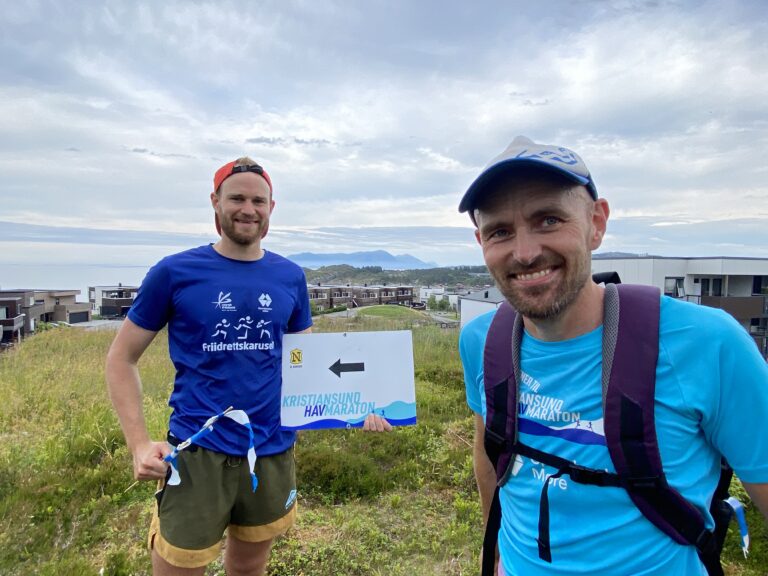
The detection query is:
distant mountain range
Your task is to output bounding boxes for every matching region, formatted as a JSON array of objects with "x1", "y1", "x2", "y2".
[
  {"x1": 289, "y1": 250, "x2": 655, "y2": 270},
  {"x1": 288, "y1": 250, "x2": 438, "y2": 270}
]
